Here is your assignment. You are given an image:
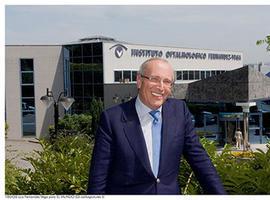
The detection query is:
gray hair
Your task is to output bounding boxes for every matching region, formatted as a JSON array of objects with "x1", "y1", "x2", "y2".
[{"x1": 138, "y1": 58, "x2": 175, "y2": 81}]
